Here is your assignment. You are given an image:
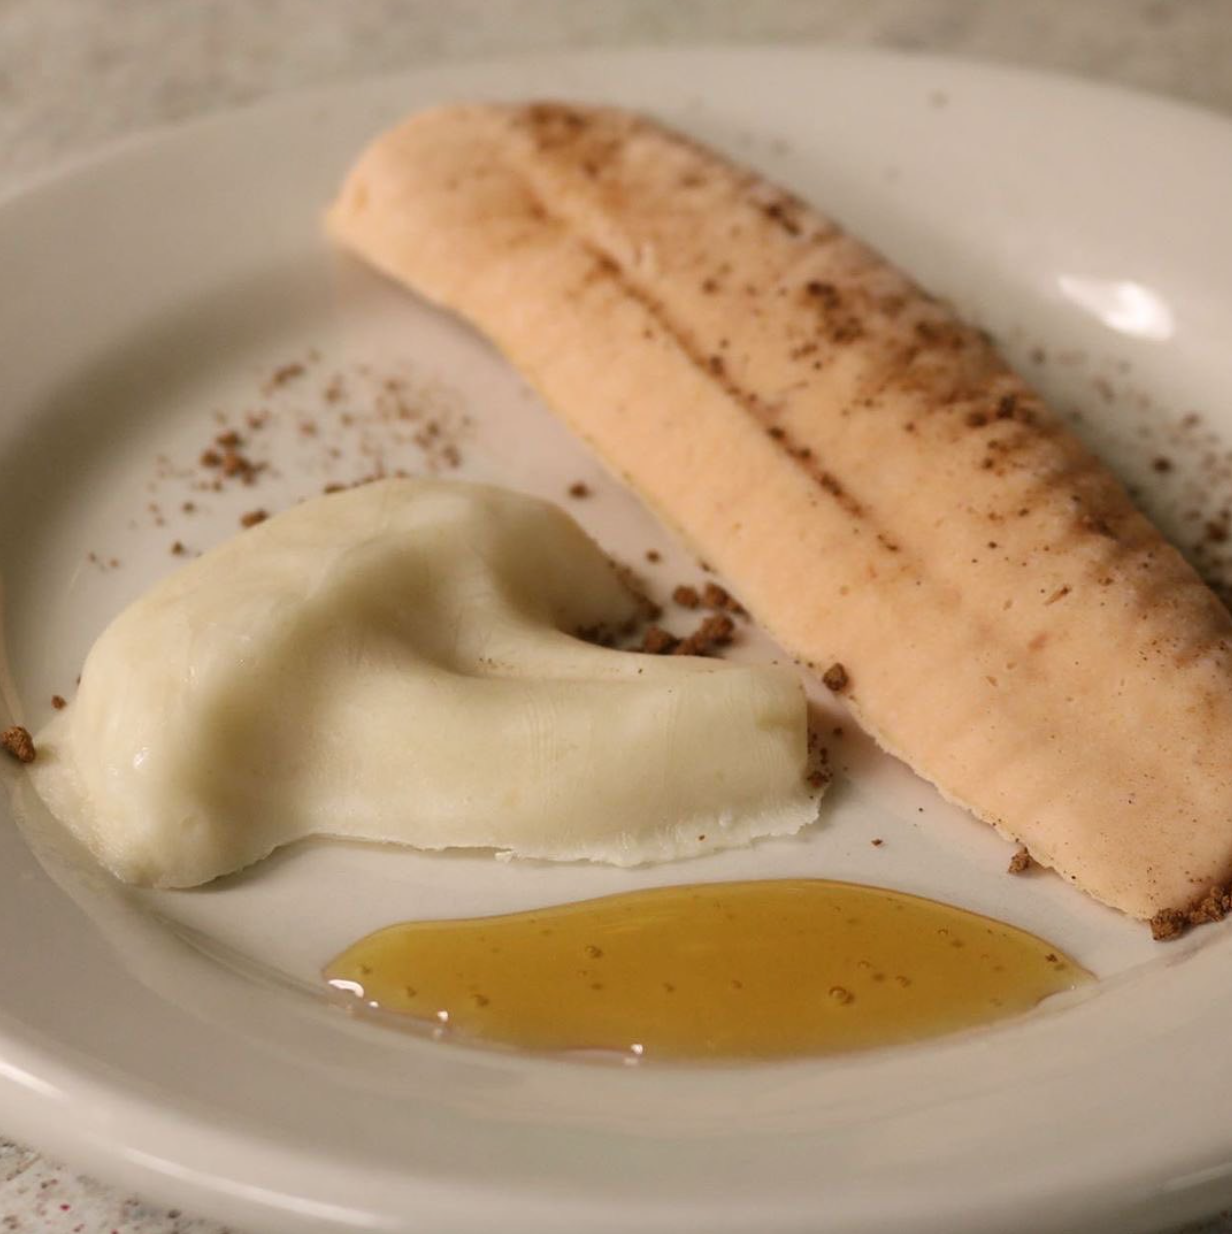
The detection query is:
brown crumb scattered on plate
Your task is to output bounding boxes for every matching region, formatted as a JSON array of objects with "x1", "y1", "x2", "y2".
[
  {"x1": 701, "y1": 582, "x2": 747, "y2": 615},
  {"x1": 639, "y1": 625, "x2": 679, "y2": 655},
  {"x1": 674, "y1": 613, "x2": 735, "y2": 656},
  {"x1": 1, "y1": 726, "x2": 36, "y2": 764},
  {"x1": 265, "y1": 361, "x2": 306, "y2": 391},
  {"x1": 1007, "y1": 846, "x2": 1035, "y2": 874}
]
